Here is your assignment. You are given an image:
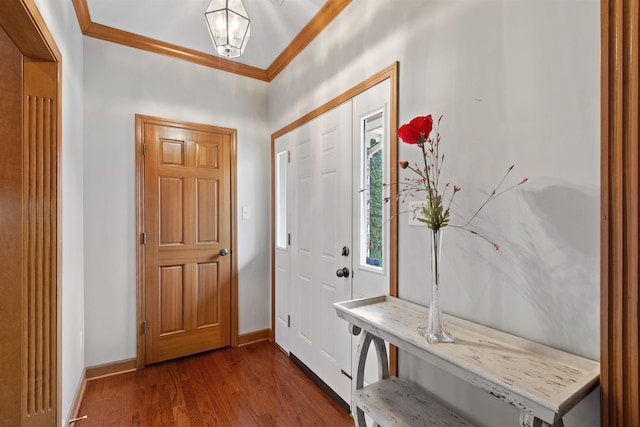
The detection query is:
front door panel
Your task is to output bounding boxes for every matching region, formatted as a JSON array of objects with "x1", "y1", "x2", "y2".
[
  {"x1": 143, "y1": 120, "x2": 232, "y2": 365},
  {"x1": 289, "y1": 101, "x2": 353, "y2": 403}
]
